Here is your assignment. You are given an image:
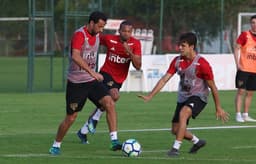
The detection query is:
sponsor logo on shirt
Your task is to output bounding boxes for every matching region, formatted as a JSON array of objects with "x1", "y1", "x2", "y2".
[{"x1": 108, "y1": 53, "x2": 130, "y2": 64}]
